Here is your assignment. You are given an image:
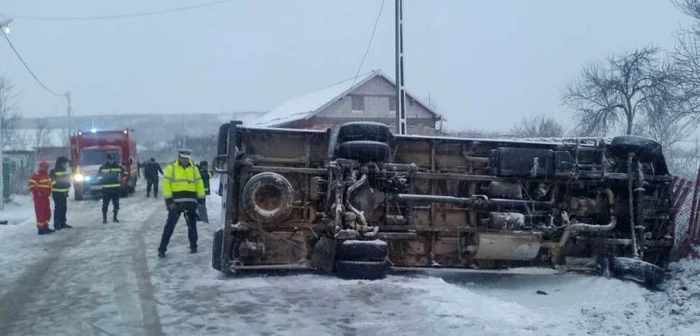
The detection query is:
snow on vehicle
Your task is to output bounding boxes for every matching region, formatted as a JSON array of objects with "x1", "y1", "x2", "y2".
[
  {"x1": 69, "y1": 129, "x2": 139, "y2": 200},
  {"x1": 212, "y1": 121, "x2": 675, "y2": 286}
]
